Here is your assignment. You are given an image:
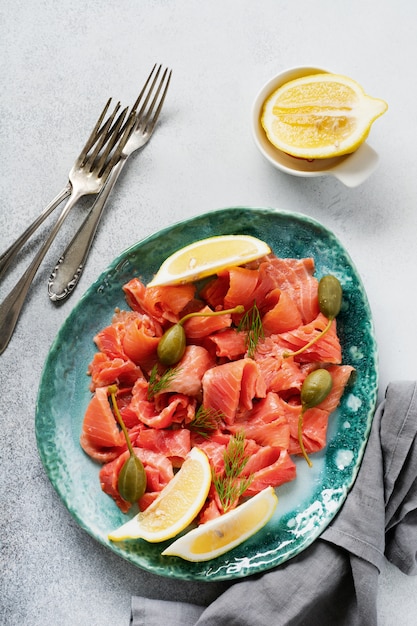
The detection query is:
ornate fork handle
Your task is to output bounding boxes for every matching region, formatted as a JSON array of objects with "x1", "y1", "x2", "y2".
[
  {"x1": 48, "y1": 157, "x2": 127, "y2": 301},
  {"x1": 0, "y1": 185, "x2": 71, "y2": 280}
]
